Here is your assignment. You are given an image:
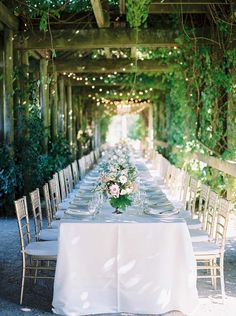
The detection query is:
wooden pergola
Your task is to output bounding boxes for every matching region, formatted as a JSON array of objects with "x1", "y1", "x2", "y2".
[{"x1": 0, "y1": 0, "x2": 235, "y2": 177}]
